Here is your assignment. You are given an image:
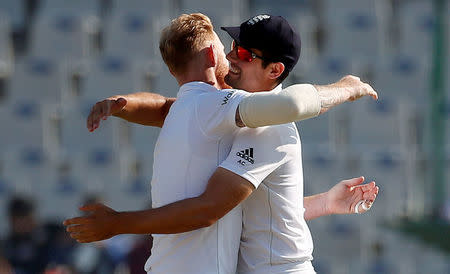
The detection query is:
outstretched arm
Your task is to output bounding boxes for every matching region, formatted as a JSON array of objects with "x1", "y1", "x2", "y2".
[
  {"x1": 239, "y1": 75, "x2": 378, "y2": 128},
  {"x1": 303, "y1": 176, "x2": 379, "y2": 221},
  {"x1": 87, "y1": 75, "x2": 377, "y2": 131},
  {"x1": 87, "y1": 92, "x2": 176, "y2": 131},
  {"x1": 63, "y1": 168, "x2": 254, "y2": 243}
]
